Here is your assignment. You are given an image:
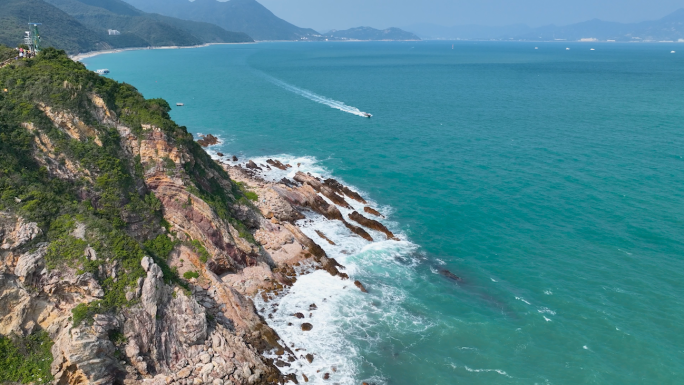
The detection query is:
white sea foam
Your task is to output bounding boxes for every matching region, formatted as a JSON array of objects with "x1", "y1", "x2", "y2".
[
  {"x1": 247, "y1": 155, "x2": 423, "y2": 384},
  {"x1": 261, "y1": 73, "x2": 371, "y2": 118},
  {"x1": 463, "y1": 366, "x2": 513, "y2": 378},
  {"x1": 537, "y1": 307, "x2": 556, "y2": 315},
  {"x1": 515, "y1": 296, "x2": 531, "y2": 305}
]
